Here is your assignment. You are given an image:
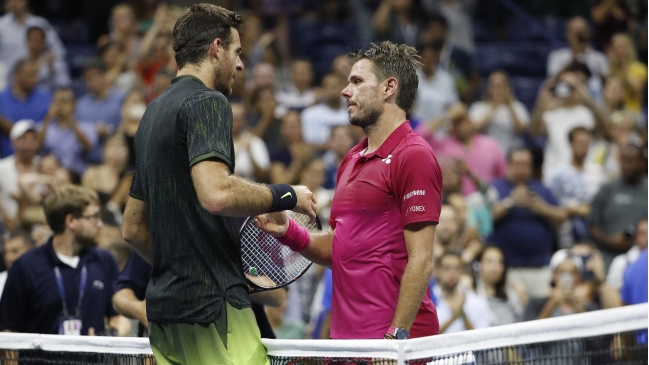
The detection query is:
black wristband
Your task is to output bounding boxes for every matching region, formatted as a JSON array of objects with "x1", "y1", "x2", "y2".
[{"x1": 268, "y1": 184, "x2": 297, "y2": 212}]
